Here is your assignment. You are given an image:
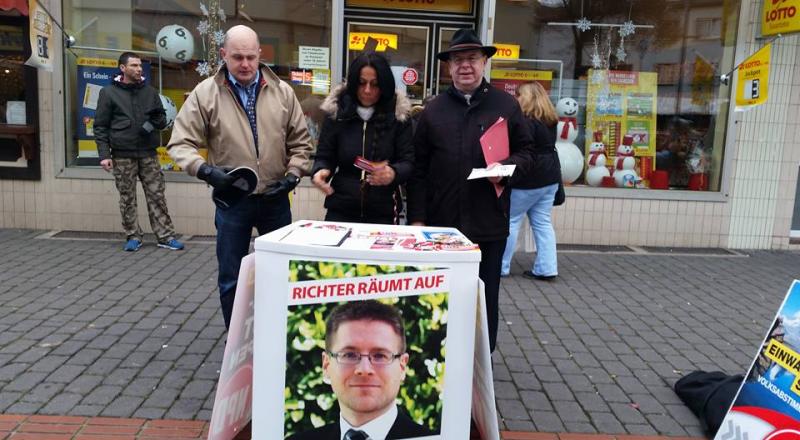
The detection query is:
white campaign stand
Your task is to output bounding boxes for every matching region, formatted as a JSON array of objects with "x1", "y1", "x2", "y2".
[{"x1": 251, "y1": 220, "x2": 499, "y2": 439}]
